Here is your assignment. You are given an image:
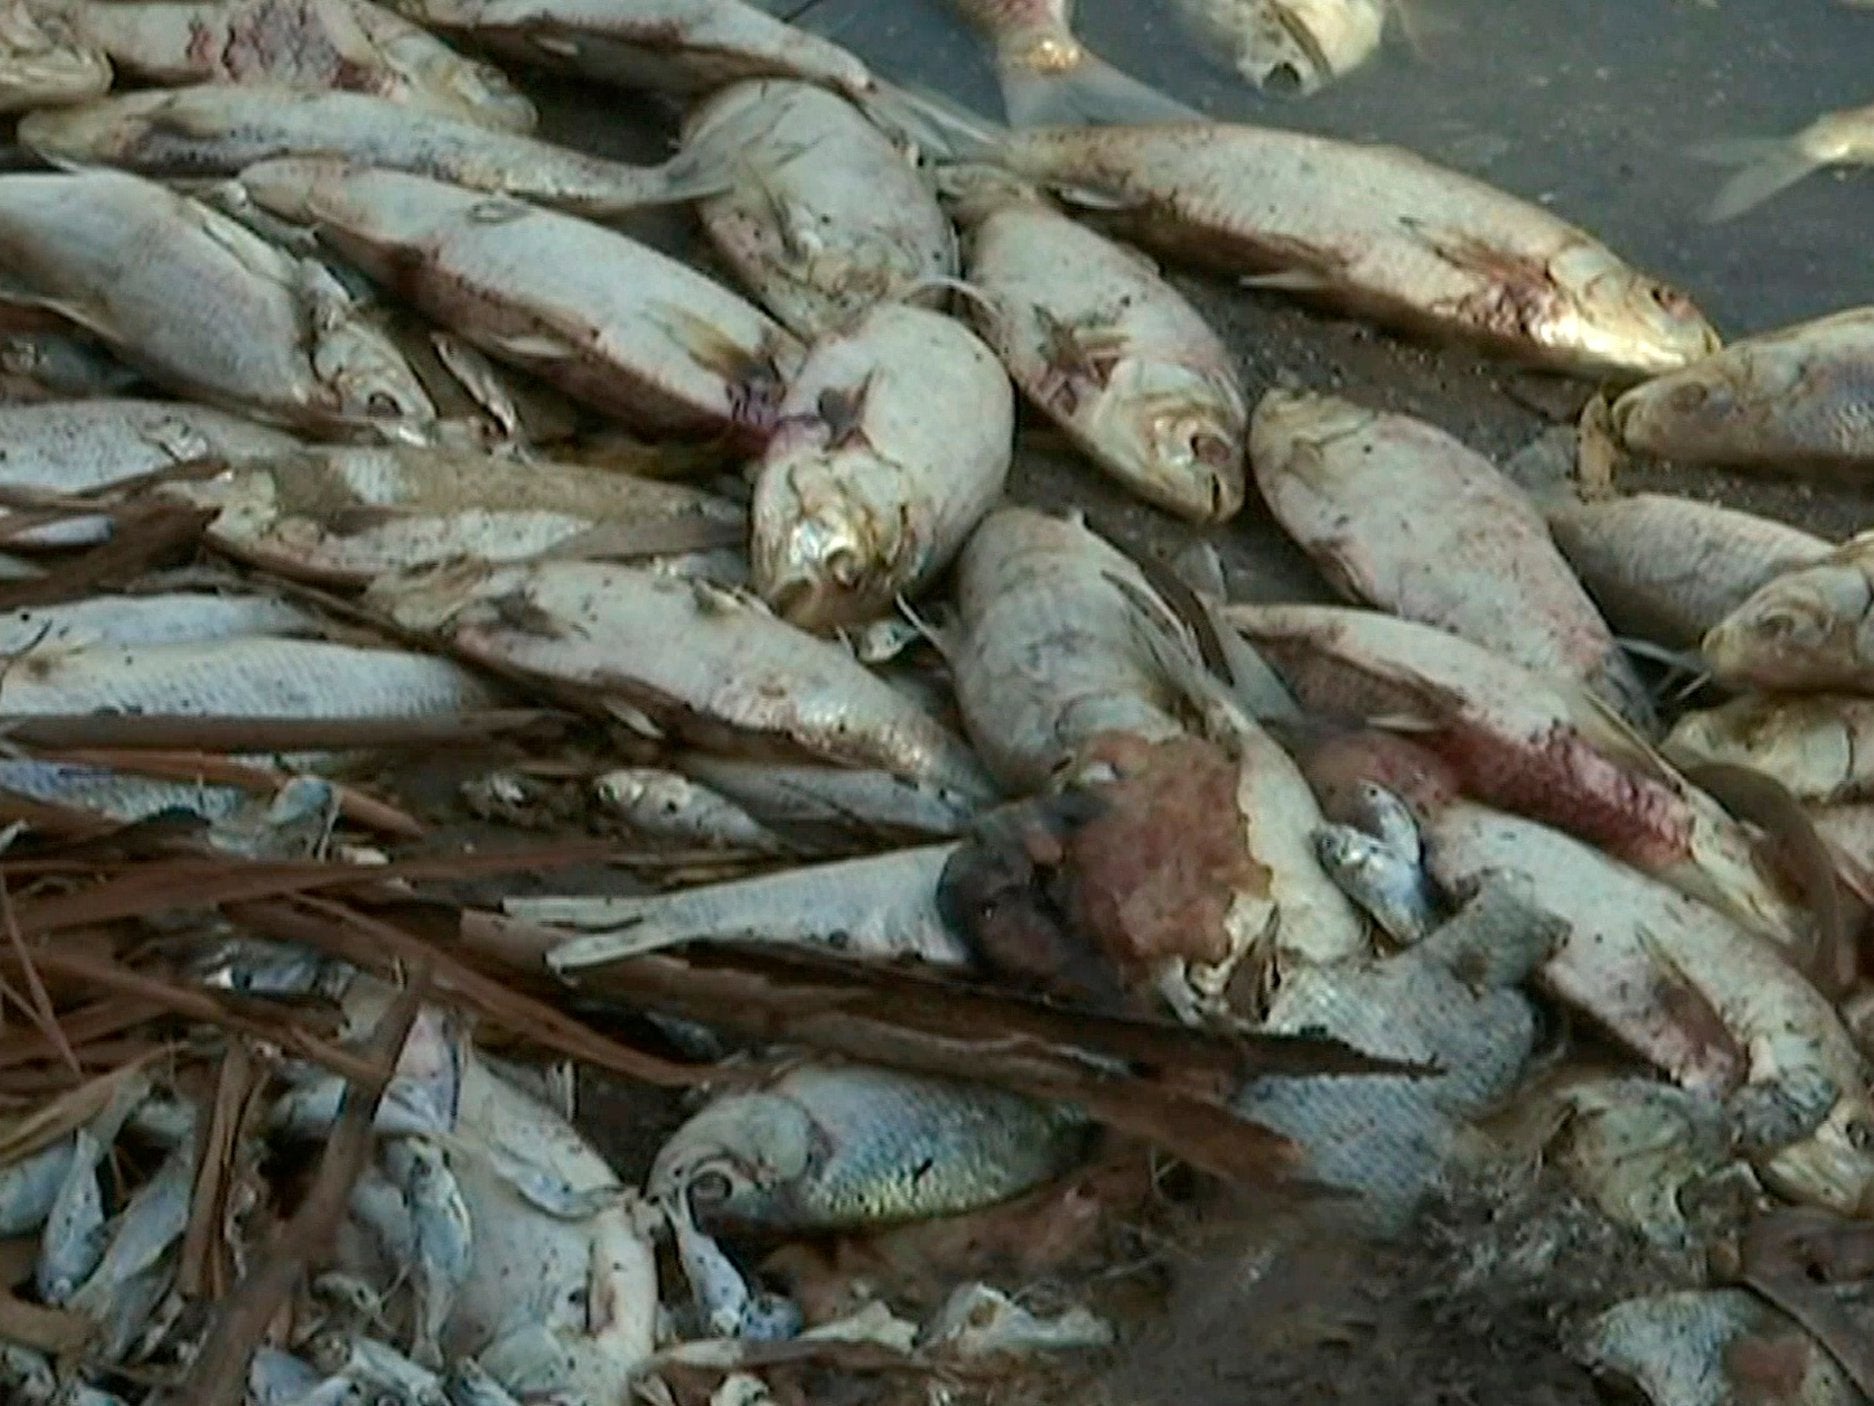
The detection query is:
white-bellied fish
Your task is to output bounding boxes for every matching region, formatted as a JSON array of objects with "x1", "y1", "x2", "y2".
[
  {"x1": 675, "y1": 753, "x2": 984, "y2": 844},
  {"x1": 1692, "y1": 100, "x2": 1874, "y2": 222},
  {"x1": 35, "y1": 1126, "x2": 107, "y2": 1306},
  {"x1": 0, "y1": 593, "x2": 314, "y2": 656},
  {"x1": 1665, "y1": 694, "x2": 1874, "y2": 805},
  {"x1": 591, "y1": 767, "x2": 792, "y2": 854}
]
